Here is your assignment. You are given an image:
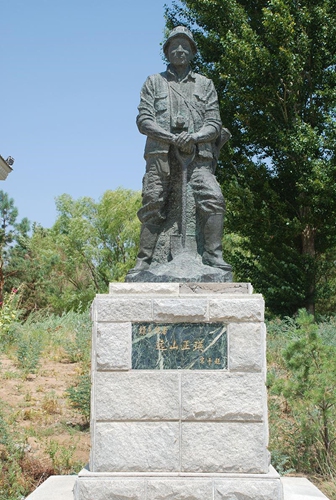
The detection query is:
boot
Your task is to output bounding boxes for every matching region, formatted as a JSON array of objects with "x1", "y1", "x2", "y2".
[
  {"x1": 127, "y1": 223, "x2": 160, "y2": 274},
  {"x1": 202, "y1": 214, "x2": 232, "y2": 271}
]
